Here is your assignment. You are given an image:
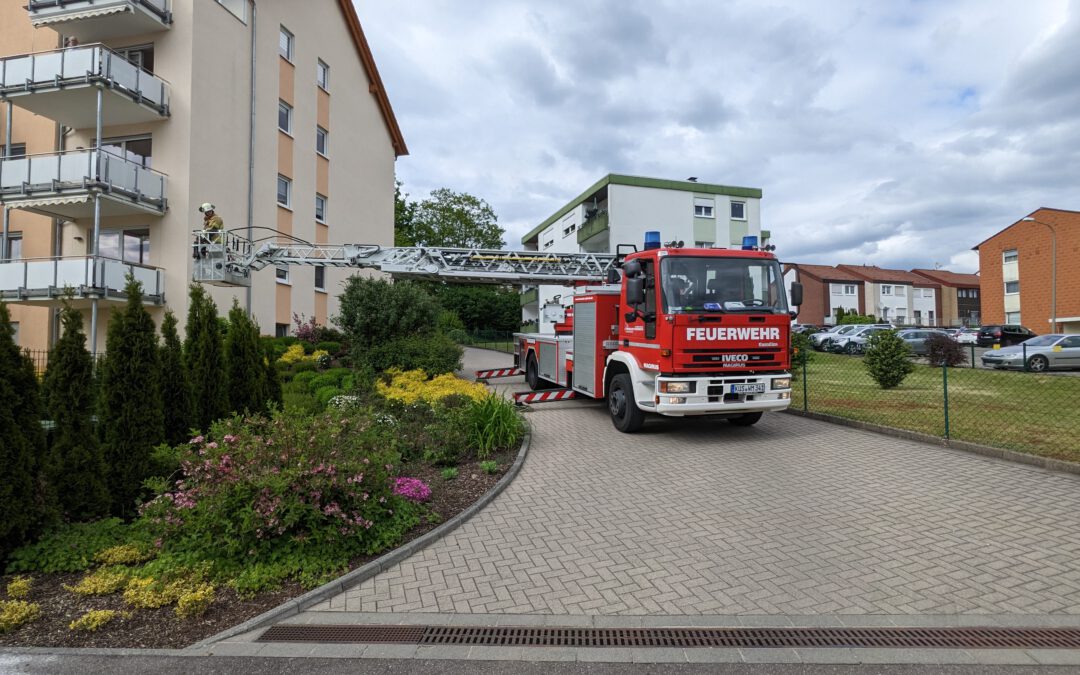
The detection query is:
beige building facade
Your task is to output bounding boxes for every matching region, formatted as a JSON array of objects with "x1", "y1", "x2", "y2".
[{"x1": 0, "y1": 0, "x2": 405, "y2": 353}]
